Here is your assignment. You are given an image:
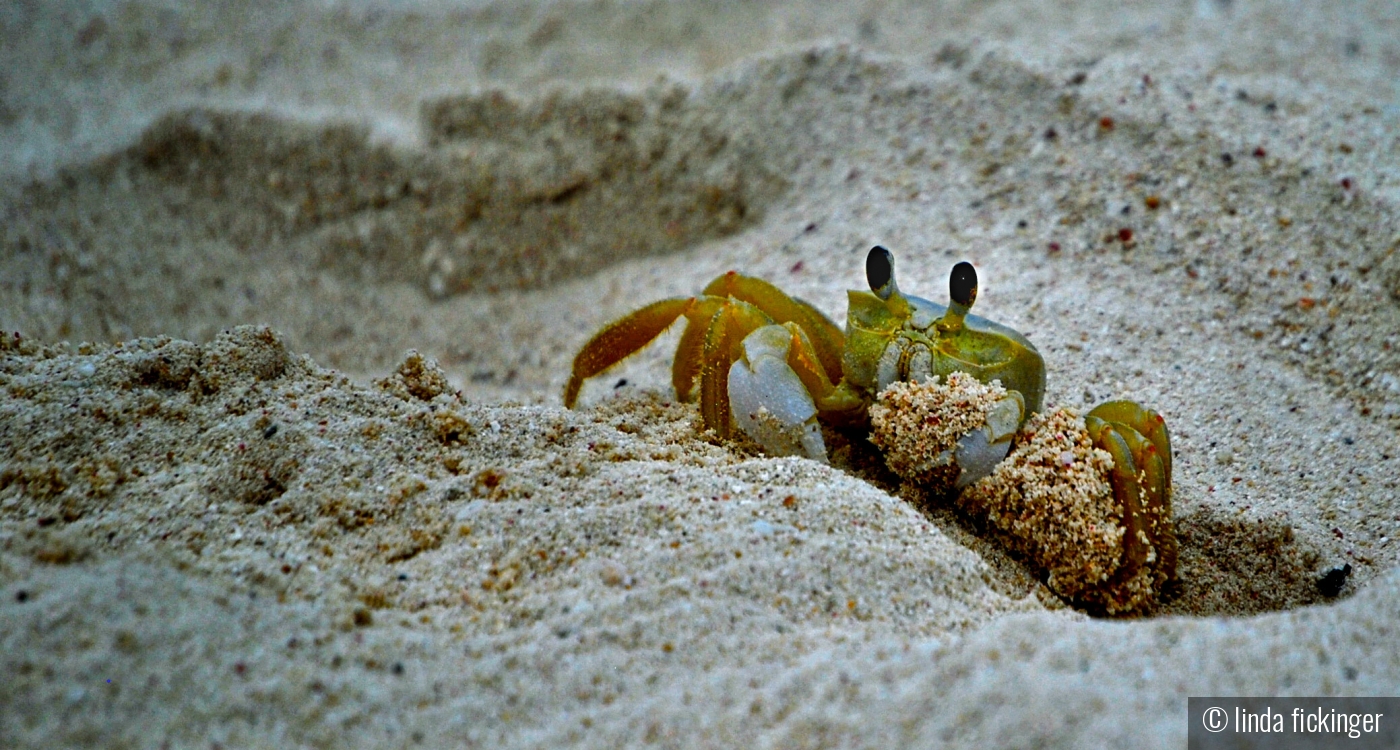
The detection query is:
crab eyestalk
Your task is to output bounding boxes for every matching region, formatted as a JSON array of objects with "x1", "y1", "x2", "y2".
[
  {"x1": 936, "y1": 261, "x2": 978, "y2": 335},
  {"x1": 866, "y1": 246, "x2": 913, "y2": 319}
]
